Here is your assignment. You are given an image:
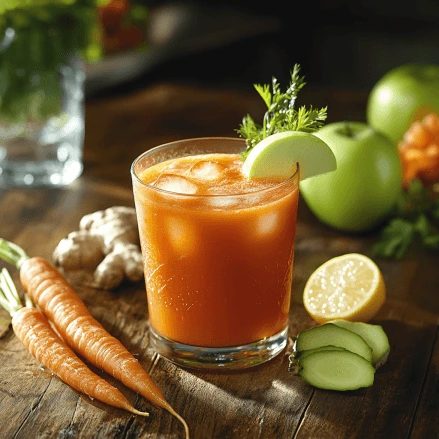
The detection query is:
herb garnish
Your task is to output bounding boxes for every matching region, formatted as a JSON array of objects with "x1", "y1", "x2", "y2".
[
  {"x1": 373, "y1": 180, "x2": 439, "y2": 259},
  {"x1": 236, "y1": 64, "x2": 328, "y2": 159}
]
